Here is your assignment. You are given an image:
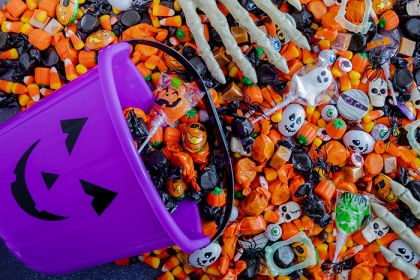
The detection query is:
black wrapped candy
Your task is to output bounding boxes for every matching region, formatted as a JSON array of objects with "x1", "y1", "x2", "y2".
[{"x1": 198, "y1": 165, "x2": 219, "y2": 191}]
